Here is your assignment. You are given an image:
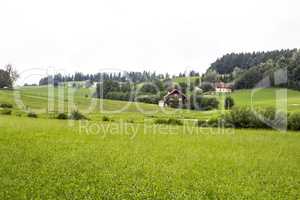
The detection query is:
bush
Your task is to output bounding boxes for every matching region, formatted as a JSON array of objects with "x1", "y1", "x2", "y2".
[
  {"x1": 223, "y1": 106, "x2": 287, "y2": 129},
  {"x1": 224, "y1": 96, "x2": 234, "y2": 110},
  {"x1": 0, "y1": 103, "x2": 13, "y2": 108},
  {"x1": 69, "y1": 111, "x2": 87, "y2": 120},
  {"x1": 200, "y1": 83, "x2": 215, "y2": 92},
  {"x1": 136, "y1": 95, "x2": 160, "y2": 104},
  {"x1": 197, "y1": 119, "x2": 208, "y2": 127},
  {"x1": 154, "y1": 118, "x2": 183, "y2": 126},
  {"x1": 0, "y1": 109, "x2": 12, "y2": 115},
  {"x1": 224, "y1": 106, "x2": 259, "y2": 128},
  {"x1": 190, "y1": 95, "x2": 219, "y2": 110},
  {"x1": 102, "y1": 116, "x2": 111, "y2": 122},
  {"x1": 105, "y1": 92, "x2": 130, "y2": 101},
  {"x1": 288, "y1": 112, "x2": 300, "y2": 131},
  {"x1": 56, "y1": 113, "x2": 68, "y2": 120},
  {"x1": 27, "y1": 112, "x2": 38, "y2": 118}
]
